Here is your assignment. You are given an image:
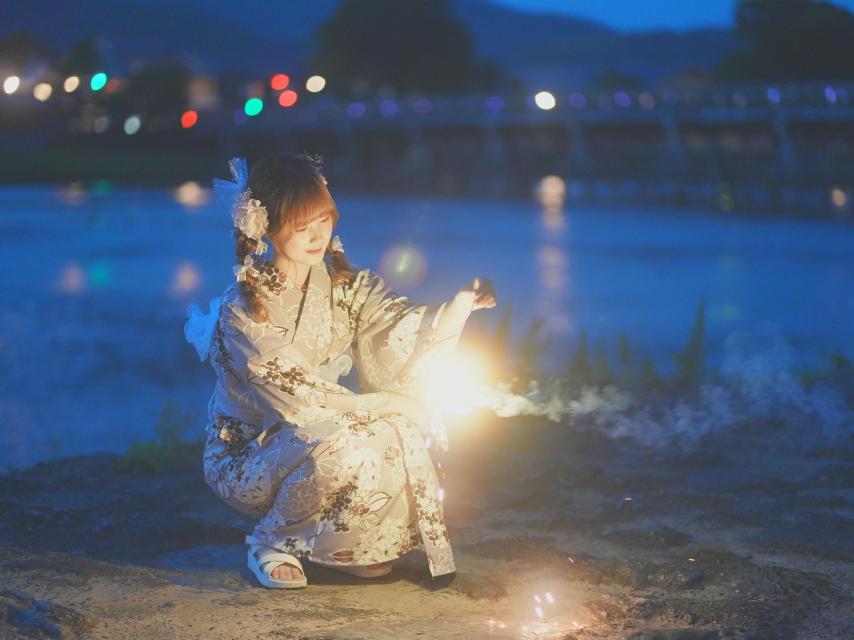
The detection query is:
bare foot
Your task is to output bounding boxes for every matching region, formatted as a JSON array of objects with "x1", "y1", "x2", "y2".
[{"x1": 252, "y1": 548, "x2": 305, "y2": 582}]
